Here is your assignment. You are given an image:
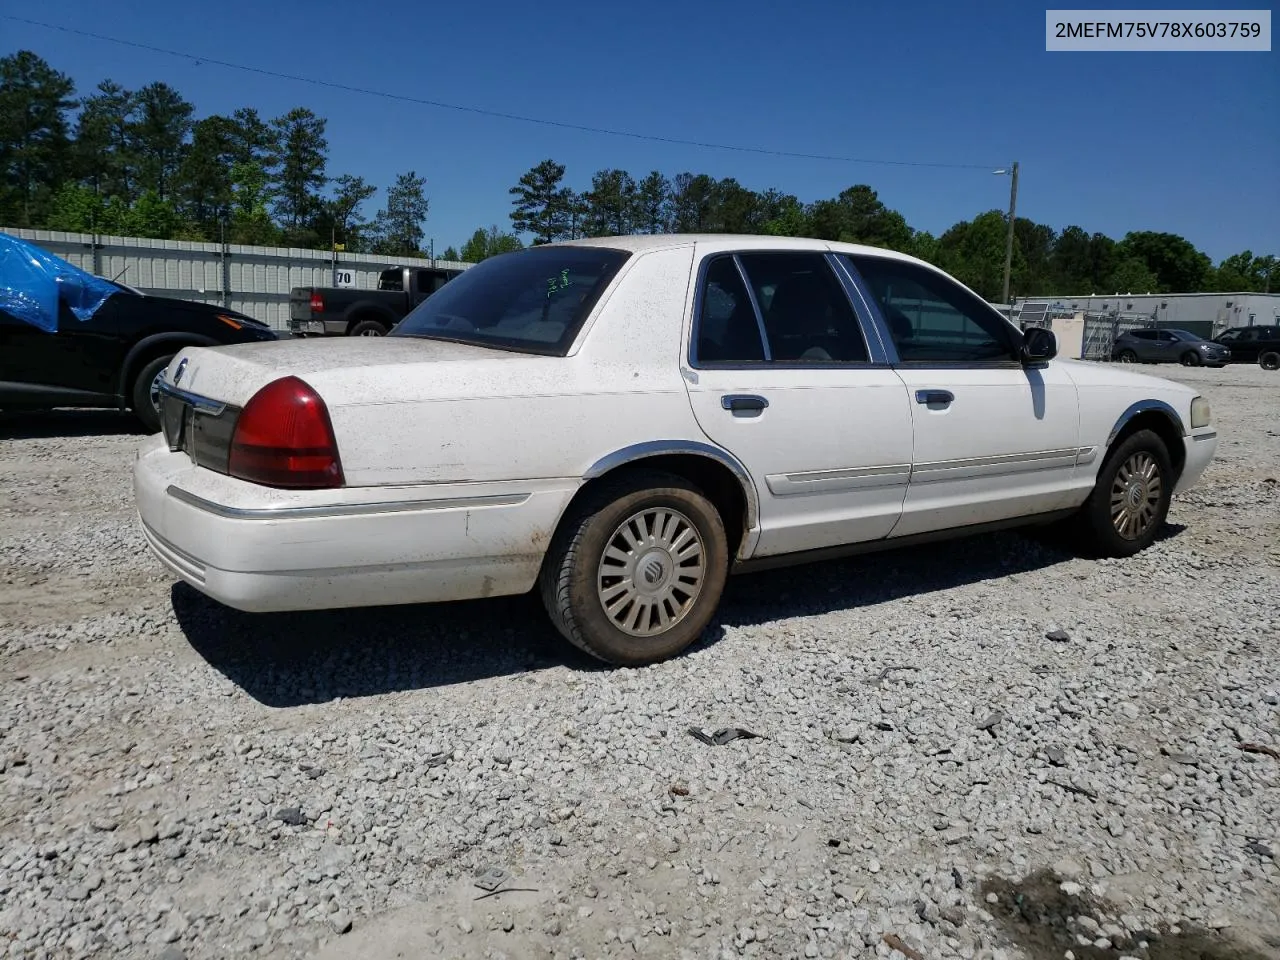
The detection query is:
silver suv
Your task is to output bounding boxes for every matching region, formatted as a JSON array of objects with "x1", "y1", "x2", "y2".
[{"x1": 1111, "y1": 328, "x2": 1231, "y2": 367}]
